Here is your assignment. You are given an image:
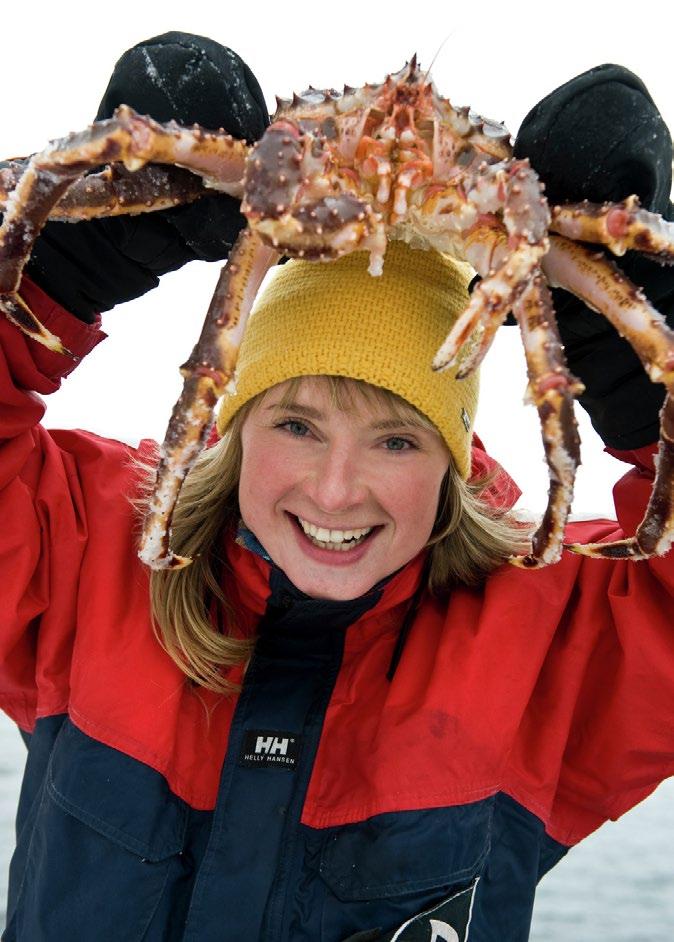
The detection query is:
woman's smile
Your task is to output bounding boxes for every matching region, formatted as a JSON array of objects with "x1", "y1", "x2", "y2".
[
  {"x1": 287, "y1": 511, "x2": 382, "y2": 569},
  {"x1": 293, "y1": 514, "x2": 377, "y2": 551}
]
